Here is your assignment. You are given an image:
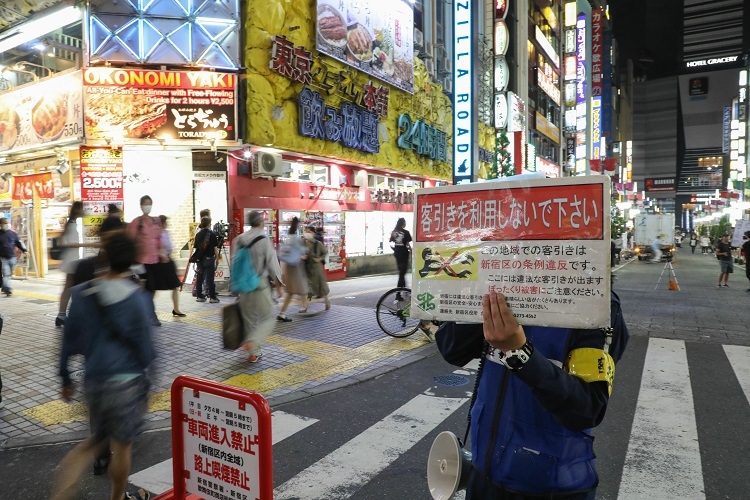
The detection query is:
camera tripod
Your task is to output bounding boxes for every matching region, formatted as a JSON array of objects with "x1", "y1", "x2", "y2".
[{"x1": 655, "y1": 258, "x2": 680, "y2": 291}]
